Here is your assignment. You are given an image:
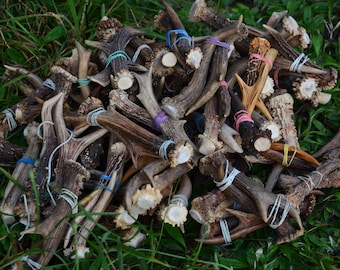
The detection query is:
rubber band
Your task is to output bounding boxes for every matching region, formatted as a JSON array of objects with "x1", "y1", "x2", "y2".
[
  {"x1": 206, "y1": 36, "x2": 231, "y2": 50},
  {"x1": 59, "y1": 188, "x2": 78, "y2": 214},
  {"x1": 16, "y1": 157, "x2": 35, "y2": 166},
  {"x1": 195, "y1": 114, "x2": 204, "y2": 133},
  {"x1": 233, "y1": 110, "x2": 254, "y2": 131},
  {"x1": 289, "y1": 53, "x2": 309, "y2": 73},
  {"x1": 250, "y1": 53, "x2": 273, "y2": 70},
  {"x1": 298, "y1": 171, "x2": 323, "y2": 191},
  {"x1": 311, "y1": 171, "x2": 323, "y2": 188},
  {"x1": 219, "y1": 219, "x2": 232, "y2": 245},
  {"x1": 159, "y1": 140, "x2": 175, "y2": 160},
  {"x1": 105, "y1": 50, "x2": 131, "y2": 68},
  {"x1": 100, "y1": 174, "x2": 111, "y2": 181},
  {"x1": 166, "y1": 29, "x2": 193, "y2": 50},
  {"x1": 3, "y1": 108, "x2": 17, "y2": 131},
  {"x1": 96, "y1": 182, "x2": 114, "y2": 193},
  {"x1": 172, "y1": 193, "x2": 188, "y2": 207},
  {"x1": 272, "y1": 68, "x2": 283, "y2": 90},
  {"x1": 267, "y1": 195, "x2": 291, "y2": 229},
  {"x1": 20, "y1": 256, "x2": 42, "y2": 270},
  {"x1": 298, "y1": 175, "x2": 314, "y2": 191},
  {"x1": 232, "y1": 201, "x2": 238, "y2": 210},
  {"x1": 42, "y1": 78, "x2": 56, "y2": 91},
  {"x1": 114, "y1": 181, "x2": 120, "y2": 192},
  {"x1": 97, "y1": 180, "x2": 120, "y2": 194},
  {"x1": 18, "y1": 194, "x2": 30, "y2": 241},
  {"x1": 153, "y1": 111, "x2": 169, "y2": 132},
  {"x1": 46, "y1": 127, "x2": 73, "y2": 206},
  {"x1": 164, "y1": 80, "x2": 176, "y2": 93},
  {"x1": 77, "y1": 78, "x2": 91, "y2": 88},
  {"x1": 220, "y1": 80, "x2": 228, "y2": 87},
  {"x1": 214, "y1": 160, "x2": 240, "y2": 191},
  {"x1": 131, "y1": 44, "x2": 152, "y2": 63},
  {"x1": 86, "y1": 108, "x2": 107, "y2": 127},
  {"x1": 282, "y1": 144, "x2": 297, "y2": 167},
  {"x1": 37, "y1": 120, "x2": 54, "y2": 140}
]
